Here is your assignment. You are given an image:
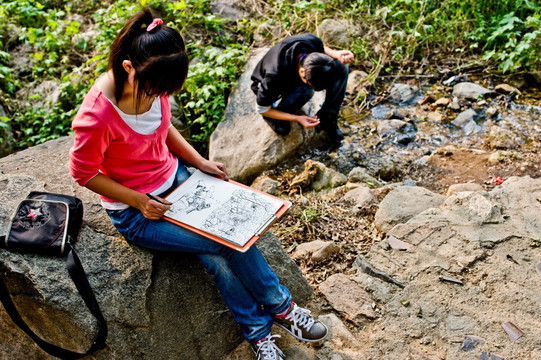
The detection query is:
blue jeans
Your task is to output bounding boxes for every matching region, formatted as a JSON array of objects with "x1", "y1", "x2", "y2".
[{"x1": 106, "y1": 162, "x2": 292, "y2": 343}]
